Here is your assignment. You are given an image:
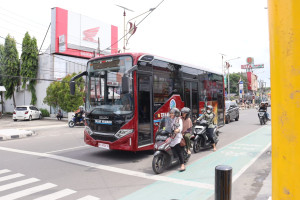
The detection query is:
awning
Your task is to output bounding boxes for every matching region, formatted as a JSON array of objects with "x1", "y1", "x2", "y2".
[{"x1": 0, "y1": 86, "x2": 6, "y2": 92}]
